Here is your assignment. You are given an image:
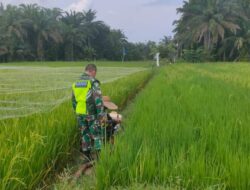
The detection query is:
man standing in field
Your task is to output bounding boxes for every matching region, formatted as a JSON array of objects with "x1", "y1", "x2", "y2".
[{"x1": 72, "y1": 64, "x2": 104, "y2": 162}]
